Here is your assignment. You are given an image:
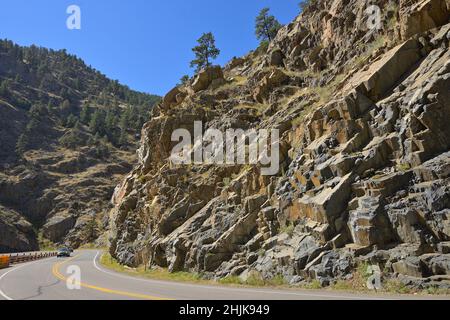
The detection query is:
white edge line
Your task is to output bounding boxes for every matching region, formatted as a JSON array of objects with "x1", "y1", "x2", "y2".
[
  {"x1": 92, "y1": 251, "x2": 390, "y2": 300},
  {"x1": 0, "y1": 259, "x2": 50, "y2": 301}
]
